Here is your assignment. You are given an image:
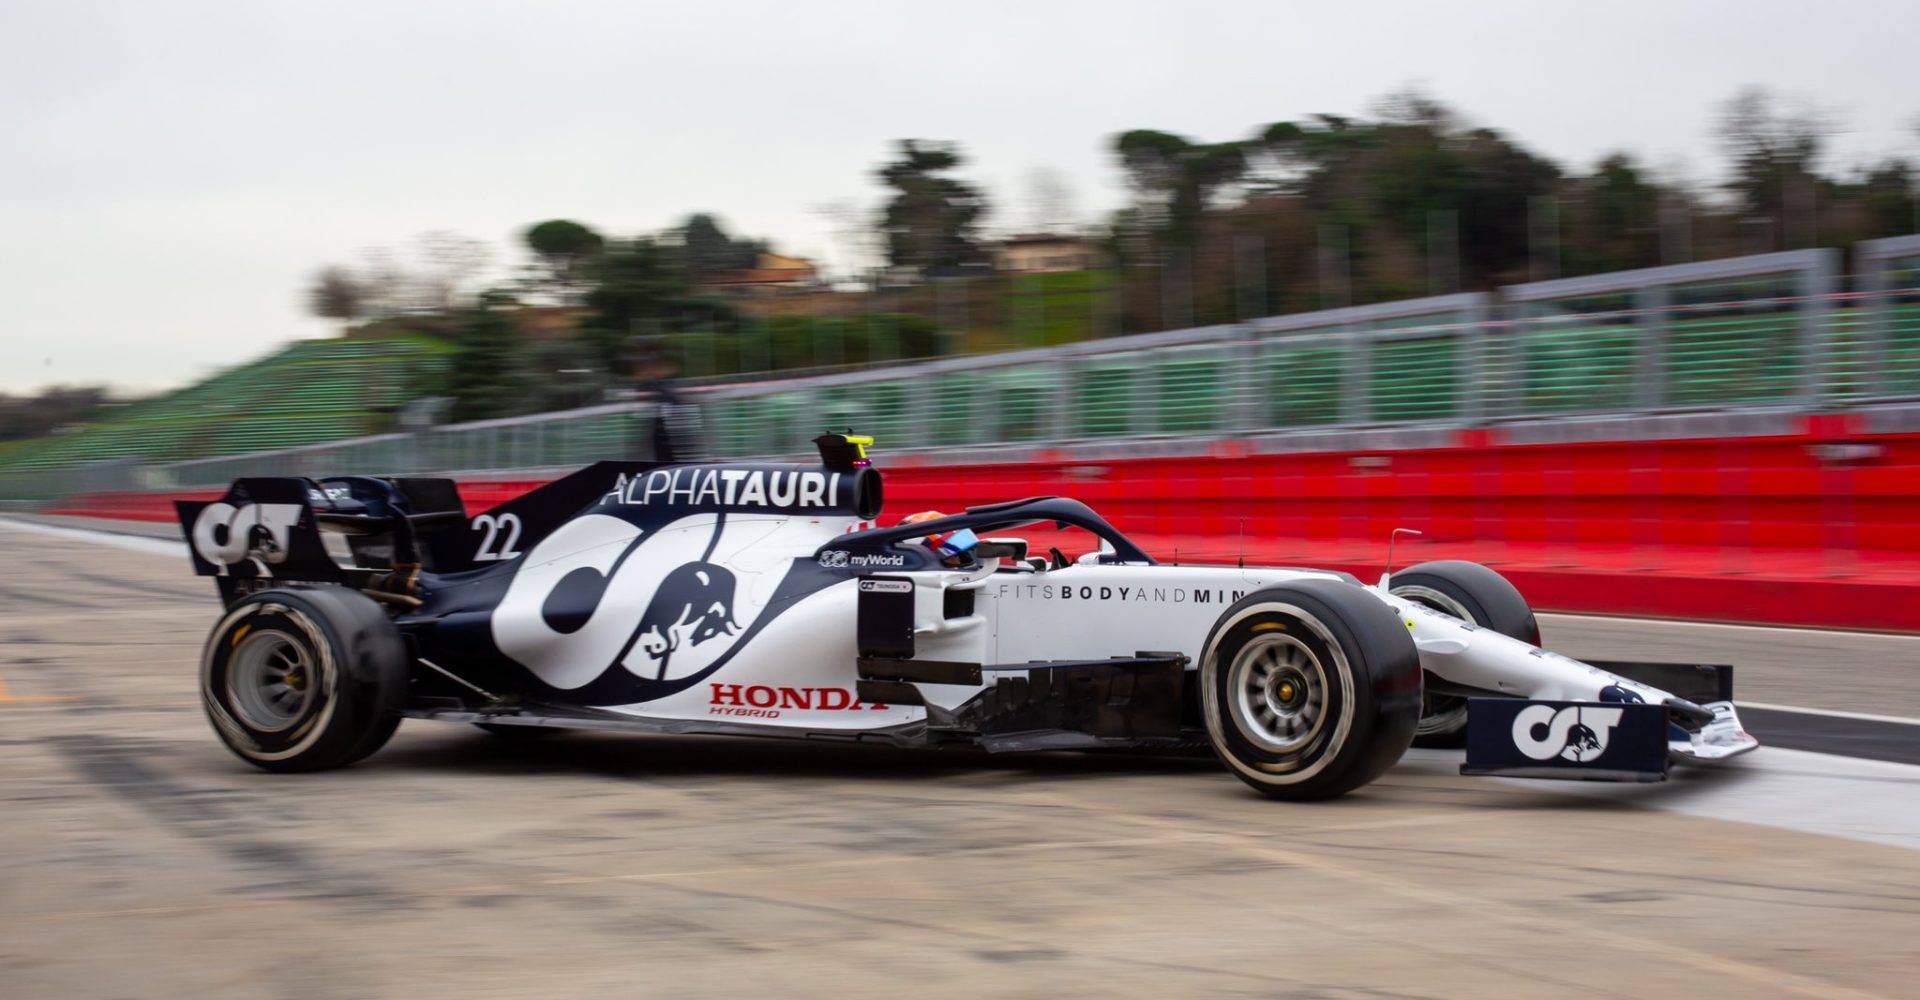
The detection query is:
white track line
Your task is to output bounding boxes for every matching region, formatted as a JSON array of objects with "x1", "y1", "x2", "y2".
[
  {"x1": 1540, "y1": 610, "x2": 1920, "y2": 643},
  {"x1": 1735, "y1": 701, "x2": 1920, "y2": 726},
  {"x1": 1401, "y1": 747, "x2": 1920, "y2": 853},
  {"x1": 0, "y1": 516, "x2": 186, "y2": 558}
]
